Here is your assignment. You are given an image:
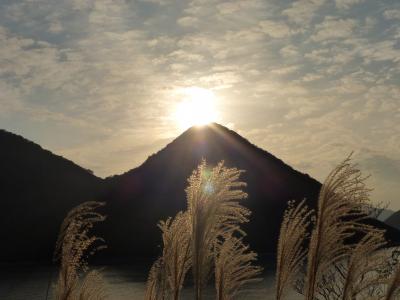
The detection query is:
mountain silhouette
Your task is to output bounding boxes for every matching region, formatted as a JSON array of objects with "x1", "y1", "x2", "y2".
[
  {"x1": 0, "y1": 130, "x2": 104, "y2": 261},
  {"x1": 378, "y1": 208, "x2": 395, "y2": 221},
  {"x1": 1, "y1": 124, "x2": 399, "y2": 262},
  {"x1": 385, "y1": 211, "x2": 400, "y2": 230},
  {"x1": 100, "y1": 123, "x2": 400, "y2": 258}
]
